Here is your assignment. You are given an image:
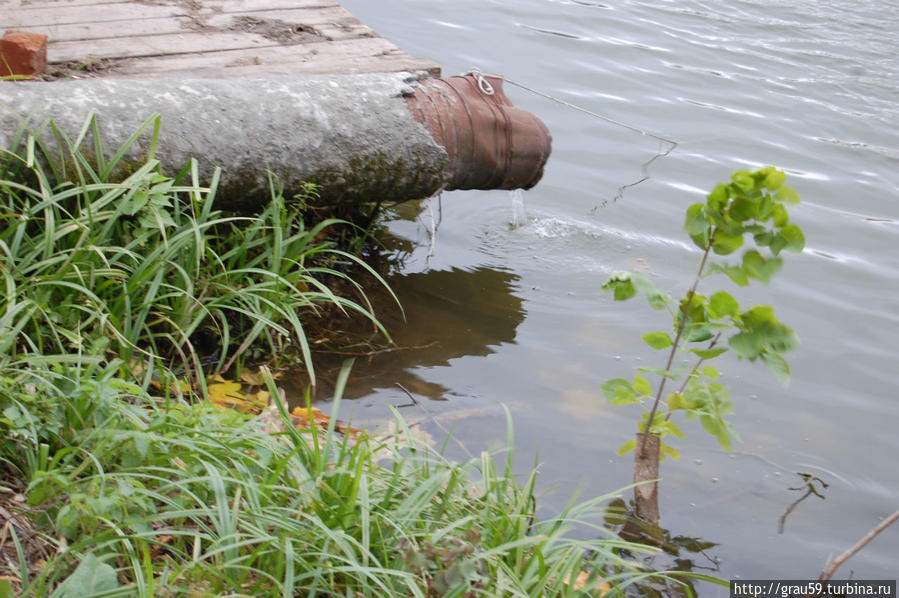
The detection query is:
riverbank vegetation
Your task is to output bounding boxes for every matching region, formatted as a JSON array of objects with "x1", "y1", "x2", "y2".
[{"x1": 0, "y1": 117, "x2": 711, "y2": 595}]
